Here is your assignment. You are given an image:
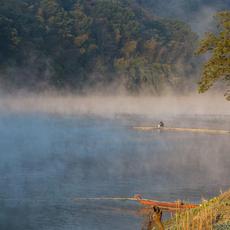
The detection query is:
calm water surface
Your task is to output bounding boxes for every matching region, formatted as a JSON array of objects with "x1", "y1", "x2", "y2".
[{"x1": 0, "y1": 113, "x2": 229, "y2": 230}]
